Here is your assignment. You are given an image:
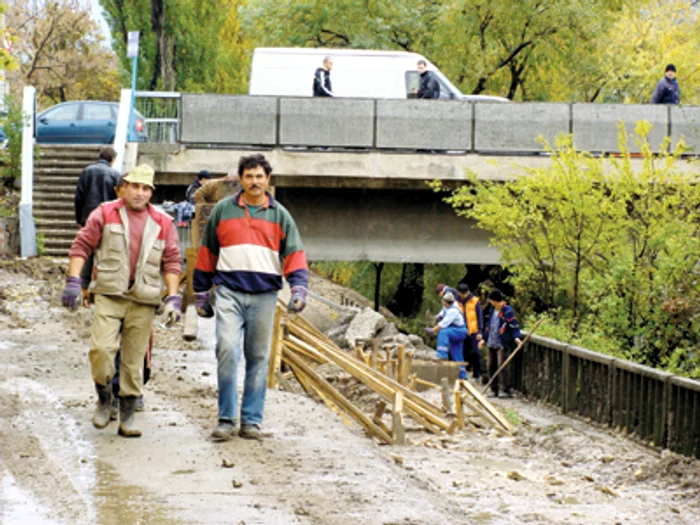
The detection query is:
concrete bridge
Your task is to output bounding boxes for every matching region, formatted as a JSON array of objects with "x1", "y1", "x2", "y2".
[{"x1": 128, "y1": 94, "x2": 700, "y2": 265}]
